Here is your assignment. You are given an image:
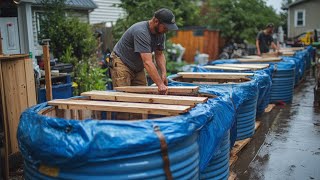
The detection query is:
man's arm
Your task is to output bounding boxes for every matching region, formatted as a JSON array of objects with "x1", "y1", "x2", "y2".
[
  {"x1": 271, "y1": 41, "x2": 279, "y2": 52},
  {"x1": 140, "y1": 52, "x2": 168, "y2": 94},
  {"x1": 256, "y1": 39, "x2": 261, "y2": 56},
  {"x1": 155, "y1": 50, "x2": 167, "y2": 85}
]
